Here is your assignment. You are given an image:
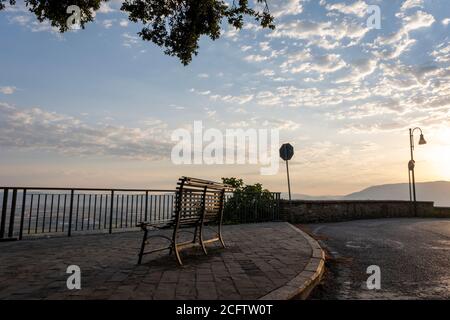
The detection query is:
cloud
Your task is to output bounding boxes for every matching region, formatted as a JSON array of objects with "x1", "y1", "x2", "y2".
[
  {"x1": 327, "y1": 100, "x2": 406, "y2": 120},
  {"x1": 432, "y1": 42, "x2": 450, "y2": 63},
  {"x1": 102, "y1": 19, "x2": 114, "y2": 29},
  {"x1": 339, "y1": 121, "x2": 408, "y2": 134},
  {"x1": 244, "y1": 54, "x2": 269, "y2": 62},
  {"x1": 8, "y1": 12, "x2": 59, "y2": 34},
  {"x1": 287, "y1": 140, "x2": 389, "y2": 190},
  {"x1": 269, "y1": 19, "x2": 369, "y2": 50},
  {"x1": 270, "y1": 0, "x2": 304, "y2": 18},
  {"x1": 281, "y1": 51, "x2": 347, "y2": 75},
  {"x1": 2, "y1": 1, "x2": 28, "y2": 12},
  {"x1": 97, "y1": 2, "x2": 116, "y2": 14},
  {"x1": 222, "y1": 27, "x2": 239, "y2": 41},
  {"x1": 373, "y1": 10, "x2": 435, "y2": 59},
  {"x1": 122, "y1": 32, "x2": 139, "y2": 47},
  {"x1": 119, "y1": 19, "x2": 129, "y2": 27},
  {"x1": 203, "y1": 107, "x2": 217, "y2": 119},
  {"x1": 228, "y1": 116, "x2": 300, "y2": 131},
  {"x1": 8, "y1": 15, "x2": 31, "y2": 26},
  {"x1": 258, "y1": 69, "x2": 276, "y2": 77},
  {"x1": 0, "y1": 103, "x2": 172, "y2": 160},
  {"x1": 402, "y1": 10, "x2": 435, "y2": 32},
  {"x1": 279, "y1": 48, "x2": 312, "y2": 68},
  {"x1": 325, "y1": 0, "x2": 369, "y2": 18},
  {"x1": 333, "y1": 57, "x2": 450, "y2": 134},
  {"x1": 3, "y1": 0, "x2": 449, "y2": 180},
  {"x1": 101, "y1": 19, "x2": 129, "y2": 29},
  {"x1": 30, "y1": 20, "x2": 60, "y2": 33},
  {"x1": 253, "y1": 84, "x2": 372, "y2": 108},
  {"x1": 335, "y1": 58, "x2": 378, "y2": 83},
  {"x1": 212, "y1": 94, "x2": 254, "y2": 105},
  {"x1": 0, "y1": 86, "x2": 17, "y2": 94},
  {"x1": 259, "y1": 42, "x2": 271, "y2": 51},
  {"x1": 378, "y1": 61, "x2": 446, "y2": 90},
  {"x1": 400, "y1": 0, "x2": 424, "y2": 11},
  {"x1": 255, "y1": 91, "x2": 283, "y2": 106},
  {"x1": 190, "y1": 87, "x2": 254, "y2": 105}
]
